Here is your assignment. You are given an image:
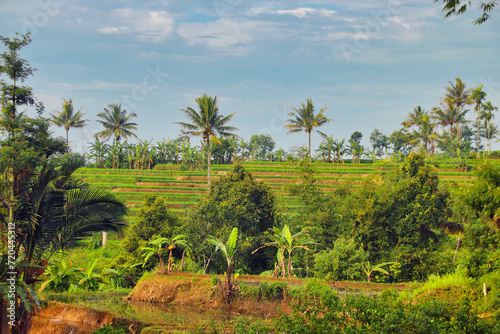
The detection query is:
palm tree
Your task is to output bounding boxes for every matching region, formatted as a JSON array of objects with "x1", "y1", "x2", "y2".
[
  {"x1": 408, "y1": 114, "x2": 437, "y2": 156},
  {"x1": 444, "y1": 78, "x2": 471, "y2": 148},
  {"x1": 470, "y1": 86, "x2": 487, "y2": 156},
  {"x1": 405, "y1": 106, "x2": 425, "y2": 132},
  {"x1": 94, "y1": 103, "x2": 138, "y2": 167},
  {"x1": 176, "y1": 94, "x2": 238, "y2": 186},
  {"x1": 432, "y1": 97, "x2": 468, "y2": 155},
  {"x1": 481, "y1": 101, "x2": 499, "y2": 157},
  {"x1": 286, "y1": 98, "x2": 332, "y2": 161},
  {"x1": 50, "y1": 99, "x2": 89, "y2": 150}
]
